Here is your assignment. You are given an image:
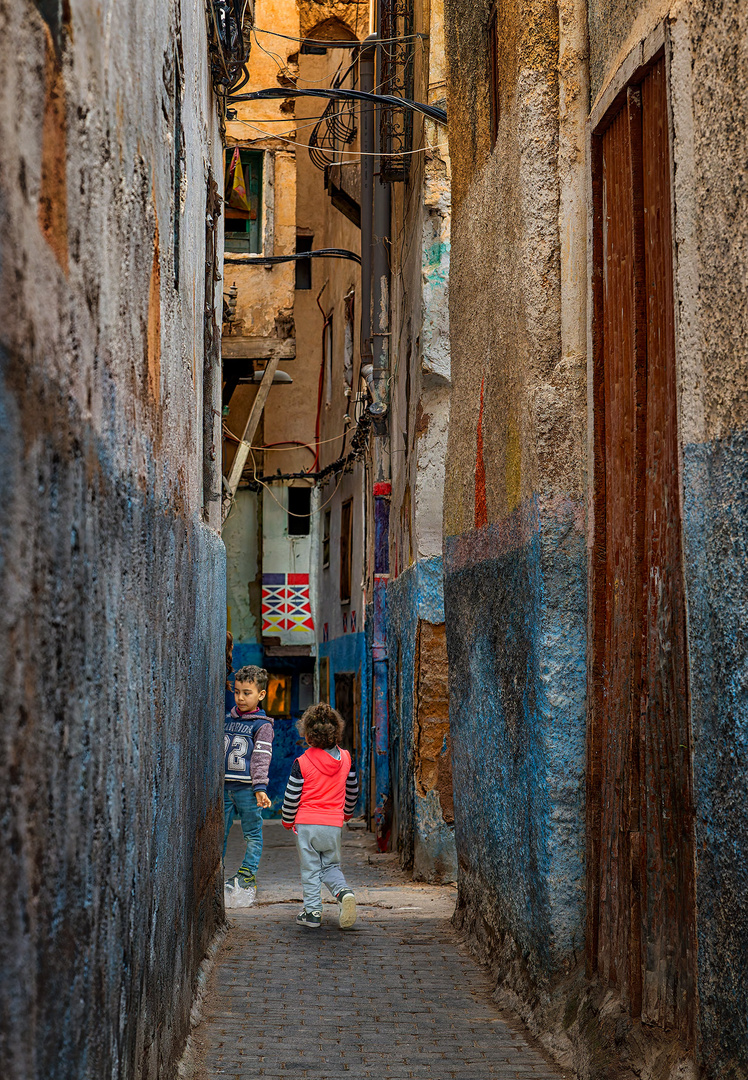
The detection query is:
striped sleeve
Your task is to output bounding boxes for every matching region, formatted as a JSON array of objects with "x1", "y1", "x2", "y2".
[
  {"x1": 344, "y1": 765, "x2": 359, "y2": 818},
  {"x1": 281, "y1": 759, "x2": 304, "y2": 828}
]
